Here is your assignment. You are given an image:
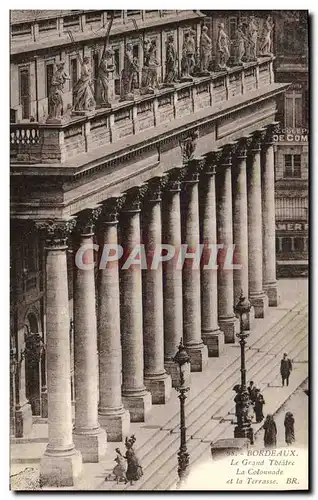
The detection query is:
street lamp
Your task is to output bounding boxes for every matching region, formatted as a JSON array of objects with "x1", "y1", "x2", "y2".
[
  {"x1": 173, "y1": 339, "x2": 191, "y2": 485},
  {"x1": 233, "y1": 291, "x2": 254, "y2": 445}
]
